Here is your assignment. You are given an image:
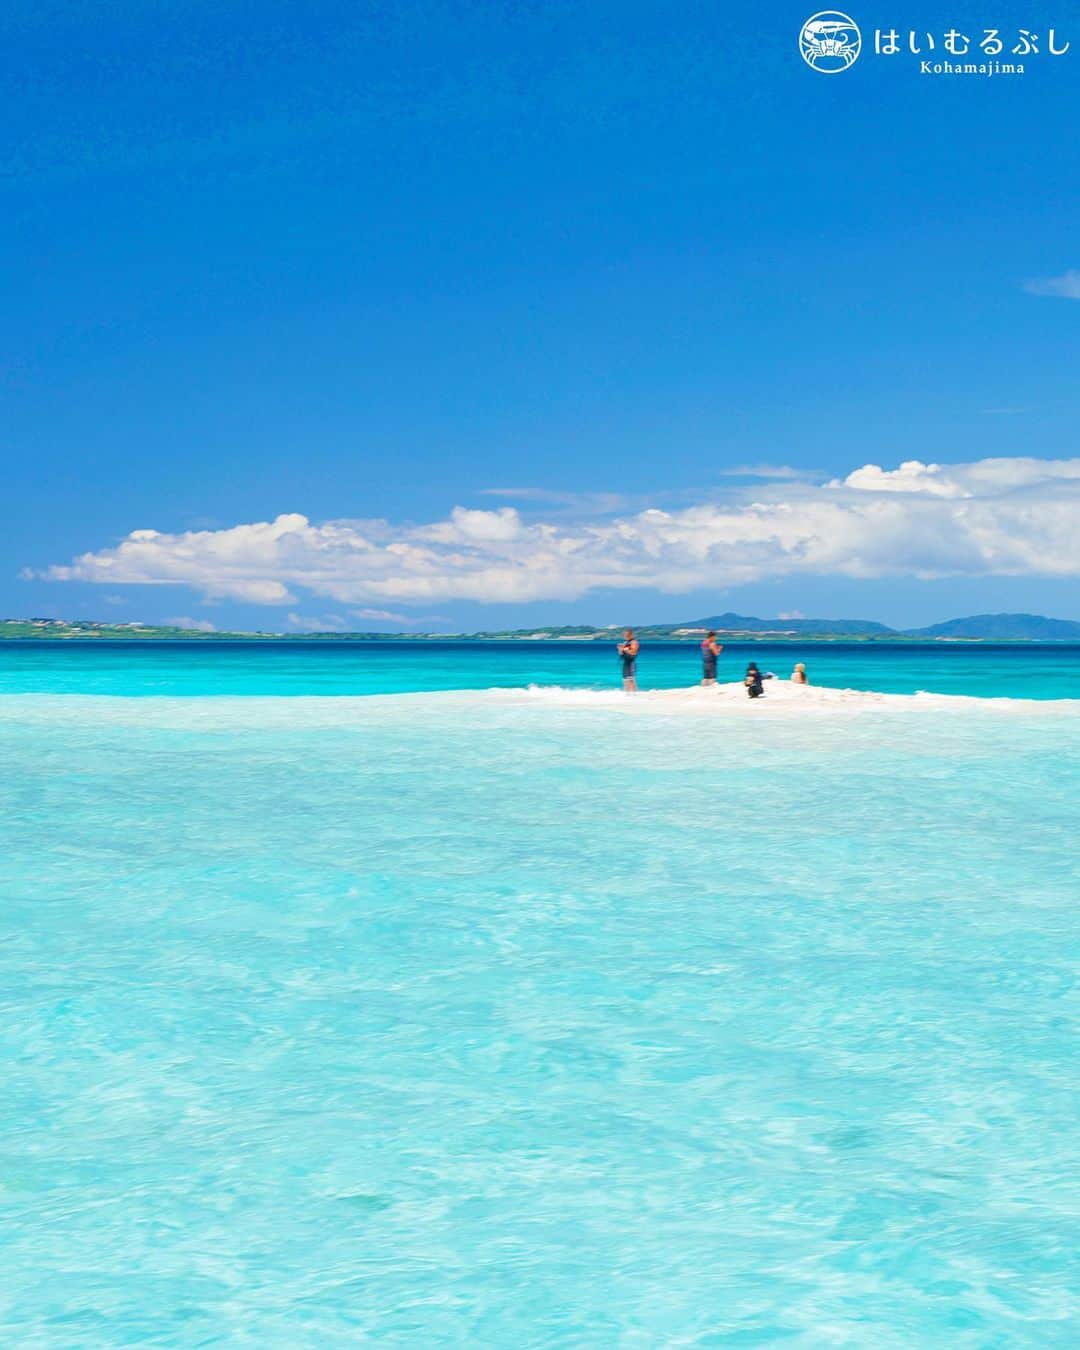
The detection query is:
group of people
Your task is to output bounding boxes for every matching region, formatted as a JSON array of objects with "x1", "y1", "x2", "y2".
[
  {"x1": 741, "y1": 660, "x2": 807, "y2": 698},
  {"x1": 616, "y1": 629, "x2": 808, "y2": 697}
]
